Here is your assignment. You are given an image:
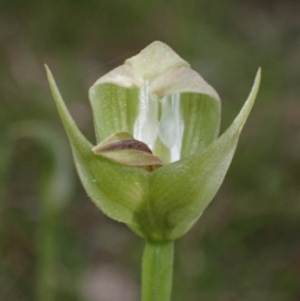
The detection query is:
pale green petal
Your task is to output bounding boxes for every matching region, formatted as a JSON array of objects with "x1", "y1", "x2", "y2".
[
  {"x1": 151, "y1": 67, "x2": 221, "y2": 158},
  {"x1": 180, "y1": 92, "x2": 220, "y2": 158},
  {"x1": 45, "y1": 65, "x2": 148, "y2": 226},
  {"x1": 93, "y1": 65, "x2": 143, "y2": 88},
  {"x1": 89, "y1": 65, "x2": 144, "y2": 143},
  {"x1": 89, "y1": 82, "x2": 139, "y2": 143},
  {"x1": 134, "y1": 69, "x2": 261, "y2": 240},
  {"x1": 125, "y1": 41, "x2": 190, "y2": 81},
  {"x1": 150, "y1": 67, "x2": 220, "y2": 100}
]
